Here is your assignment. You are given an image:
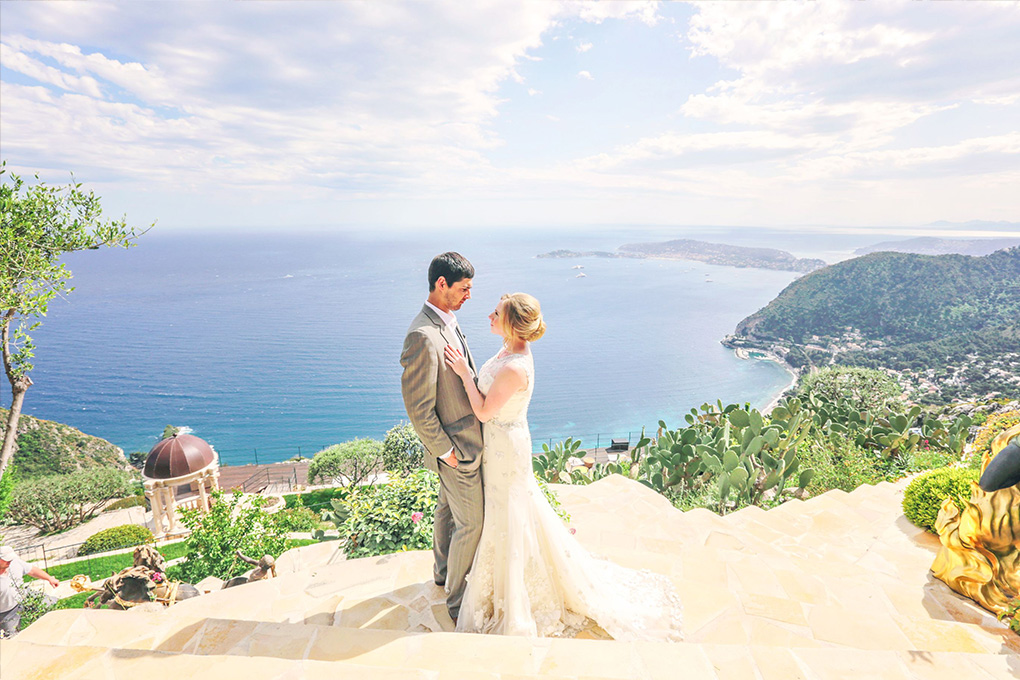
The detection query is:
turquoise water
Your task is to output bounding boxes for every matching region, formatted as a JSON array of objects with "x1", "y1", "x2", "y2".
[{"x1": 19, "y1": 229, "x2": 802, "y2": 465}]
